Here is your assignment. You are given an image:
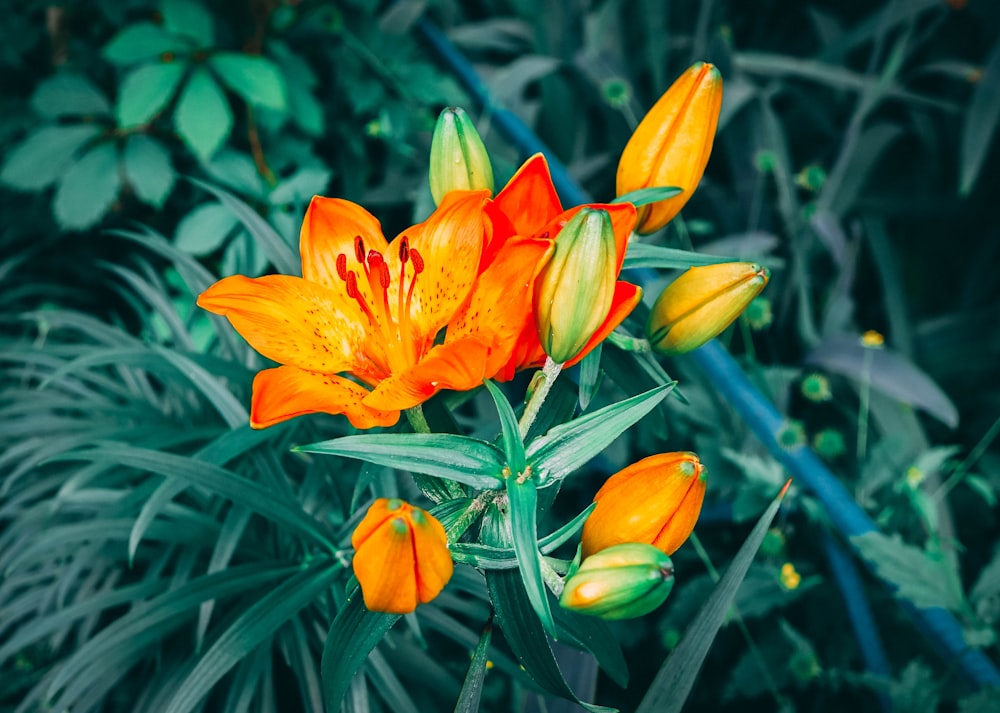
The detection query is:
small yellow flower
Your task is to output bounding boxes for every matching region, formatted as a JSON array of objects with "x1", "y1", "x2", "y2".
[
  {"x1": 906, "y1": 466, "x2": 924, "y2": 488},
  {"x1": 860, "y1": 330, "x2": 885, "y2": 348},
  {"x1": 780, "y1": 562, "x2": 801, "y2": 591},
  {"x1": 351, "y1": 498, "x2": 454, "y2": 614}
]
